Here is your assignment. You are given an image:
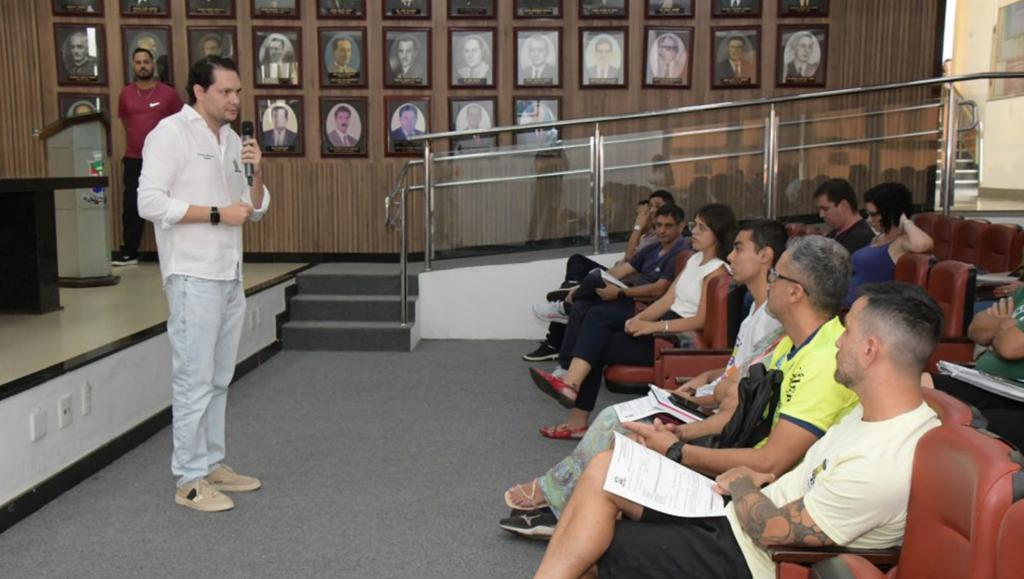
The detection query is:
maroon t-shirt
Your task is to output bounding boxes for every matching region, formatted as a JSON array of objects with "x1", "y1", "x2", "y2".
[{"x1": 117, "y1": 82, "x2": 183, "y2": 158}]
